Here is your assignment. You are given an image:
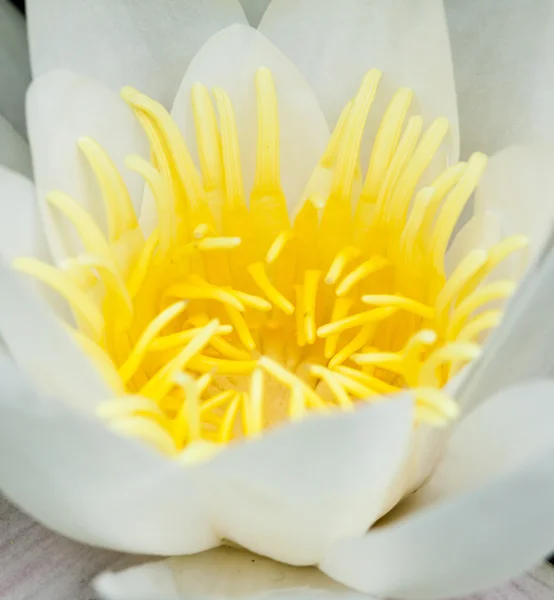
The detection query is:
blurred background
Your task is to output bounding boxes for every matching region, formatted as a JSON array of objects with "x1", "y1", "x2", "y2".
[{"x1": 9, "y1": 0, "x2": 23, "y2": 12}]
